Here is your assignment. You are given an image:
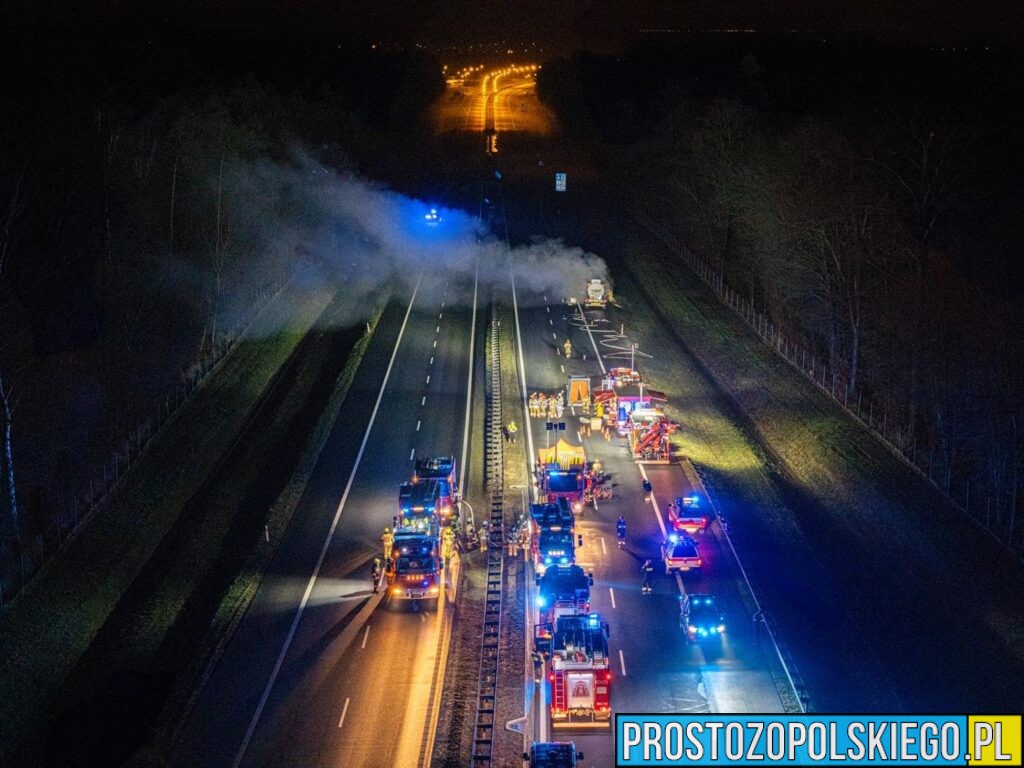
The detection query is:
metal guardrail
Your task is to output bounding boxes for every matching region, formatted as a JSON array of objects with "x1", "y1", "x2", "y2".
[{"x1": 471, "y1": 313, "x2": 506, "y2": 768}]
